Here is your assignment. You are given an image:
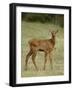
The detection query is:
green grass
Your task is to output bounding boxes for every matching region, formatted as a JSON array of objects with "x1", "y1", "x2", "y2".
[{"x1": 21, "y1": 21, "x2": 64, "y2": 77}]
